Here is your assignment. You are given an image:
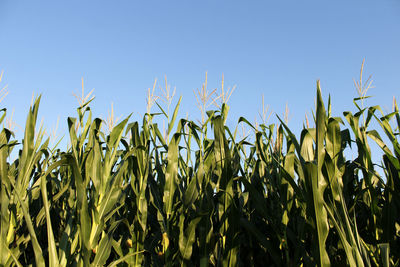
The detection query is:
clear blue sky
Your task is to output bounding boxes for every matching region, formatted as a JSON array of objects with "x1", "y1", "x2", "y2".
[{"x1": 0, "y1": 0, "x2": 399, "y2": 142}]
